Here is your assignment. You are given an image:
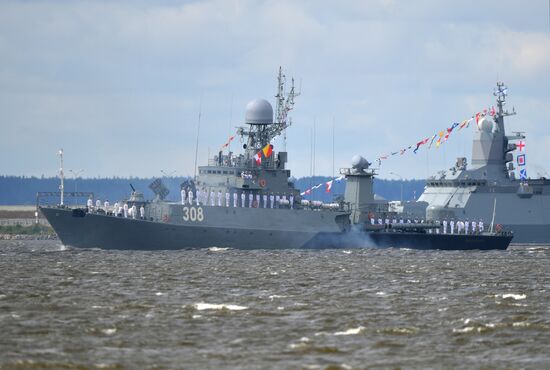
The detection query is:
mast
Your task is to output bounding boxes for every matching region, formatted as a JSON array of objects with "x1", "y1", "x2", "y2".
[
  {"x1": 58, "y1": 149, "x2": 64, "y2": 206},
  {"x1": 193, "y1": 96, "x2": 203, "y2": 181},
  {"x1": 274, "y1": 67, "x2": 300, "y2": 151}
]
